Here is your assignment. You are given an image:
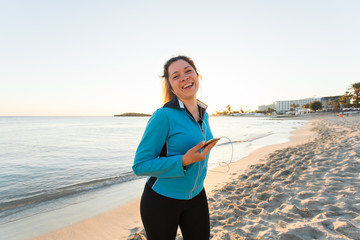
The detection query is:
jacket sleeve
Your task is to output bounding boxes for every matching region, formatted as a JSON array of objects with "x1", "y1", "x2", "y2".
[{"x1": 132, "y1": 109, "x2": 185, "y2": 178}]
